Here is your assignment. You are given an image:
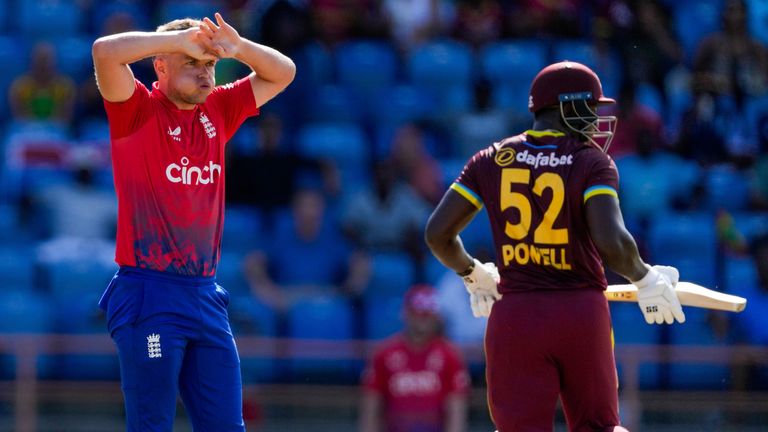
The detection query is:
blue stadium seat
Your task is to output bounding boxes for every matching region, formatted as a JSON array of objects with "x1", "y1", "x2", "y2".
[
  {"x1": 49, "y1": 293, "x2": 119, "y2": 380},
  {"x1": 672, "y1": 0, "x2": 723, "y2": 62},
  {"x1": 461, "y1": 209, "x2": 494, "y2": 255},
  {"x1": 664, "y1": 67, "x2": 693, "y2": 133},
  {"x1": 159, "y1": 0, "x2": 221, "y2": 22},
  {"x1": 648, "y1": 212, "x2": 717, "y2": 287},
  {"x1": 53, "y1": 36, "x2": 93, "y2": 82},
  {"x1": 0, "y1": 36, "x2": 28, "y2": 117},
  {"x1": 407, "y1": 40, "x2": 474, "y2": 116},
  {"x1": 724, "y1": 257, "x2": 758, "y2": 292},
  {"x1": 364, "y1": 295, "x2": 403, "y2": 340},
  {"x1": 42, "y1": 258, "x2": 117, "y2": 297},
  {"x1": 18, "y1": 1, "x2": 83, "y2": 37},
  {"x1": 366, "y1": 252, "x2": 416, "y2": 299},
  {"x1": 408, "y1": 39, "x2": 473, "y2": 85},
  {"x1": 668, "y1": 309, "x2": 731, "y2": 390},
  {"x1": 222, "y1": 206, "x2": 263, "y2": 254},
  {"x1": 371, "y1": 84, "x2": 435, "y2": 127},
  {"x1": 287, "y1": 295, "x2": 356, "y2": 381},
  {"x1": 228, "y1": 296, "x2": 278, "y2": 383},
  {"x1": 610, "y1": 302, "x2": 663, "y2": 389},
  {"x1": 731, "y1": 212, "x2": 768, "y2": 243},
  {"x1": 336, "y1": 40, "x2": 398, "y2": 89},
  {"x1": 298, "y1": 41, "x2": 333, "y2": 86},
  {"x1": 748, "y1": 0, "x2": 768, "y2": 46},
  {"x1": 0, "y1": 291, "x2": 55, "y2": 379},
  {"x1": 615, "y1": 155, "x2": 677, "y2": 218},
  {"x1": 0, "y1": 246, "x2": 36, "y2": 291},
  {"x1": 745, "y1": 95, "x2": 768, "y2": 150},
  {"x1": 480, "y1": 40, "x2": 548, "y2": 115},
  {"x1": 215, "y1": 252, "x2": 250, "y2": 297},
  {"x1": 307, "y1": 84, "x2": 362, "y2": 123},
  {"x1": 438, "y1": 158, "x2": 466, "y2": 189},
  {"x1": 296, "y1": 122, "x2": 369, "y2": 184},
  {"x1": 703, "y1": 165, "x2": 751, "y2": 212},
  {"x1": 636, "y1": 82, "x2": 664, "y2": 116}
]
